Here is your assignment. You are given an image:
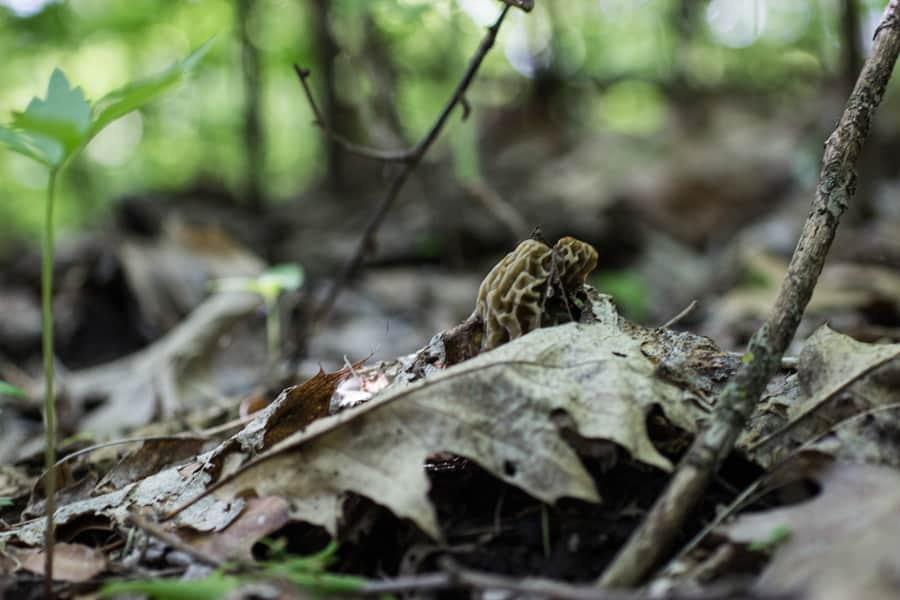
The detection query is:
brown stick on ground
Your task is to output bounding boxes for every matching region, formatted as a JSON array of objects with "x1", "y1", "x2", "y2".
[
  {"x1": 600, "y1": 1, "x2": 900, "y2": 588},
  {"x1": 294, "y1": 4, "x2": 515, "y2": 323}
]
